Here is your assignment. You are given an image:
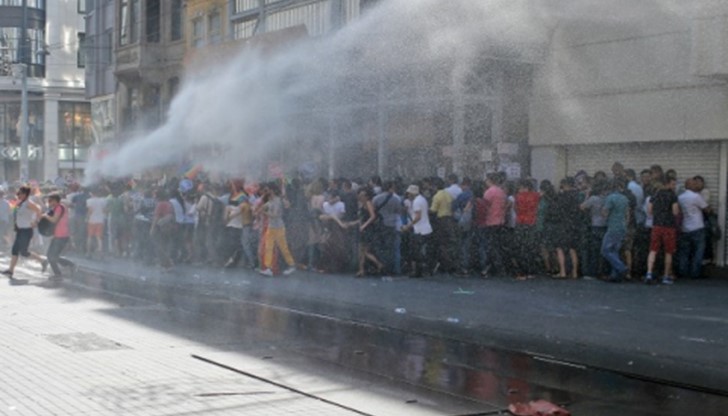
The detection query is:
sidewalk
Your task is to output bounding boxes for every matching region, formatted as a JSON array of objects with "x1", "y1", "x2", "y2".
[
  {"x1": 0, "y1": 256, "x2": 484, "y2": 416},
  {"x1": 61, "y1": 255, "x2": 728, "y2": 398}
]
